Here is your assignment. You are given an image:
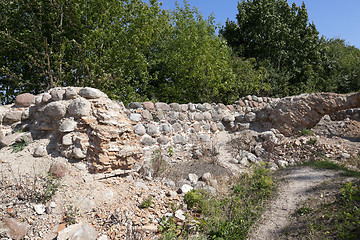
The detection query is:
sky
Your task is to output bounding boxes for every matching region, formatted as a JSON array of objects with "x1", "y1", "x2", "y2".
[{"x1": 157, "y1": 0, "x2": 360, "y2": 49}]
